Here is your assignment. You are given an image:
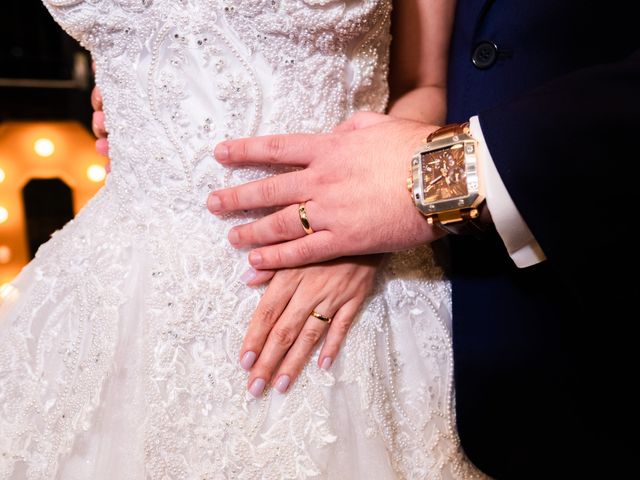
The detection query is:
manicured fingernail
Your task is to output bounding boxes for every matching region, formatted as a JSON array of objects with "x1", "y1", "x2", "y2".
[
  {"x1": 320, "y1": 357, "x2": 333, "y2": 371},
  {"x1": 215, "y1": 143, "x2": 229, "y2": 162},
  {"x1": 249, "y1": 378, "x2": 266, "y2": 397},
  {"x1": 274, "y1": 375, "x2": 291, "y2": 394},
  {"x1": 228, "y1": 229, "x2": 240, "y2": 246},
  {"x1": 240, "y1": 351, "x2": 256, "y2": 370},
  {"x1": 240, "y1": 268, "x2": 257, "y2": 284},
  {"x1": 208, "y1": 195, "x2": 221, "y2": 213},
  {"x1": 249, "y1": 251, "x2": 262, "y2": 267},
  {"x1": 96, "y1": 138, "x2": 109, "y2": 156}
]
